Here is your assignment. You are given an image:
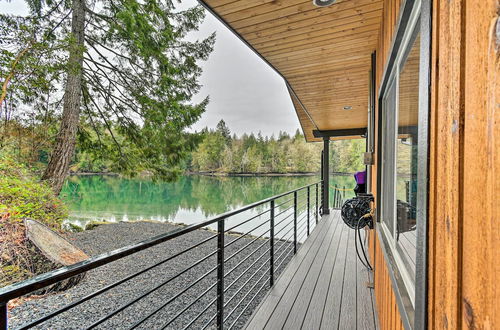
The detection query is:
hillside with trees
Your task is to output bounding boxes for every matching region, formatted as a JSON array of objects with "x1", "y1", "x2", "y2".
[{"x1": 189, "y1": 120, "x2": 366, "y2": 175}]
